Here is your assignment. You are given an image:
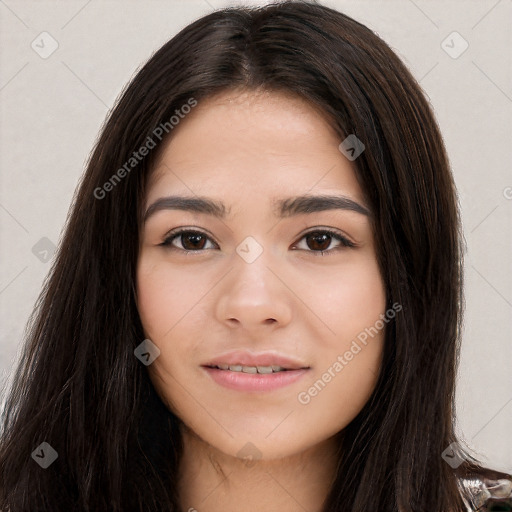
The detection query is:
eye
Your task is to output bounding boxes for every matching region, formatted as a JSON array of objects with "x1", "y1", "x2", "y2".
[
  {"x1": 160, "y1": 229, "x2": 218, "y2": 252},
  {"x1": 291, "y1": 228, "x2": 356, "y2": 256},
  {"x1": 159, "y1": 228, "x2": 355, "y2": 255}
]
